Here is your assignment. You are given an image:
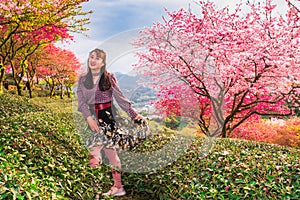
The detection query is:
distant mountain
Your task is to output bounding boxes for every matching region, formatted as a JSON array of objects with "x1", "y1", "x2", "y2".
[
  {"x1": 114, "y1": 72, "x2": 141, "y2": 91},
  {"x1": 113, "y1": 72, "x2": 157, "y2": 107}
]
